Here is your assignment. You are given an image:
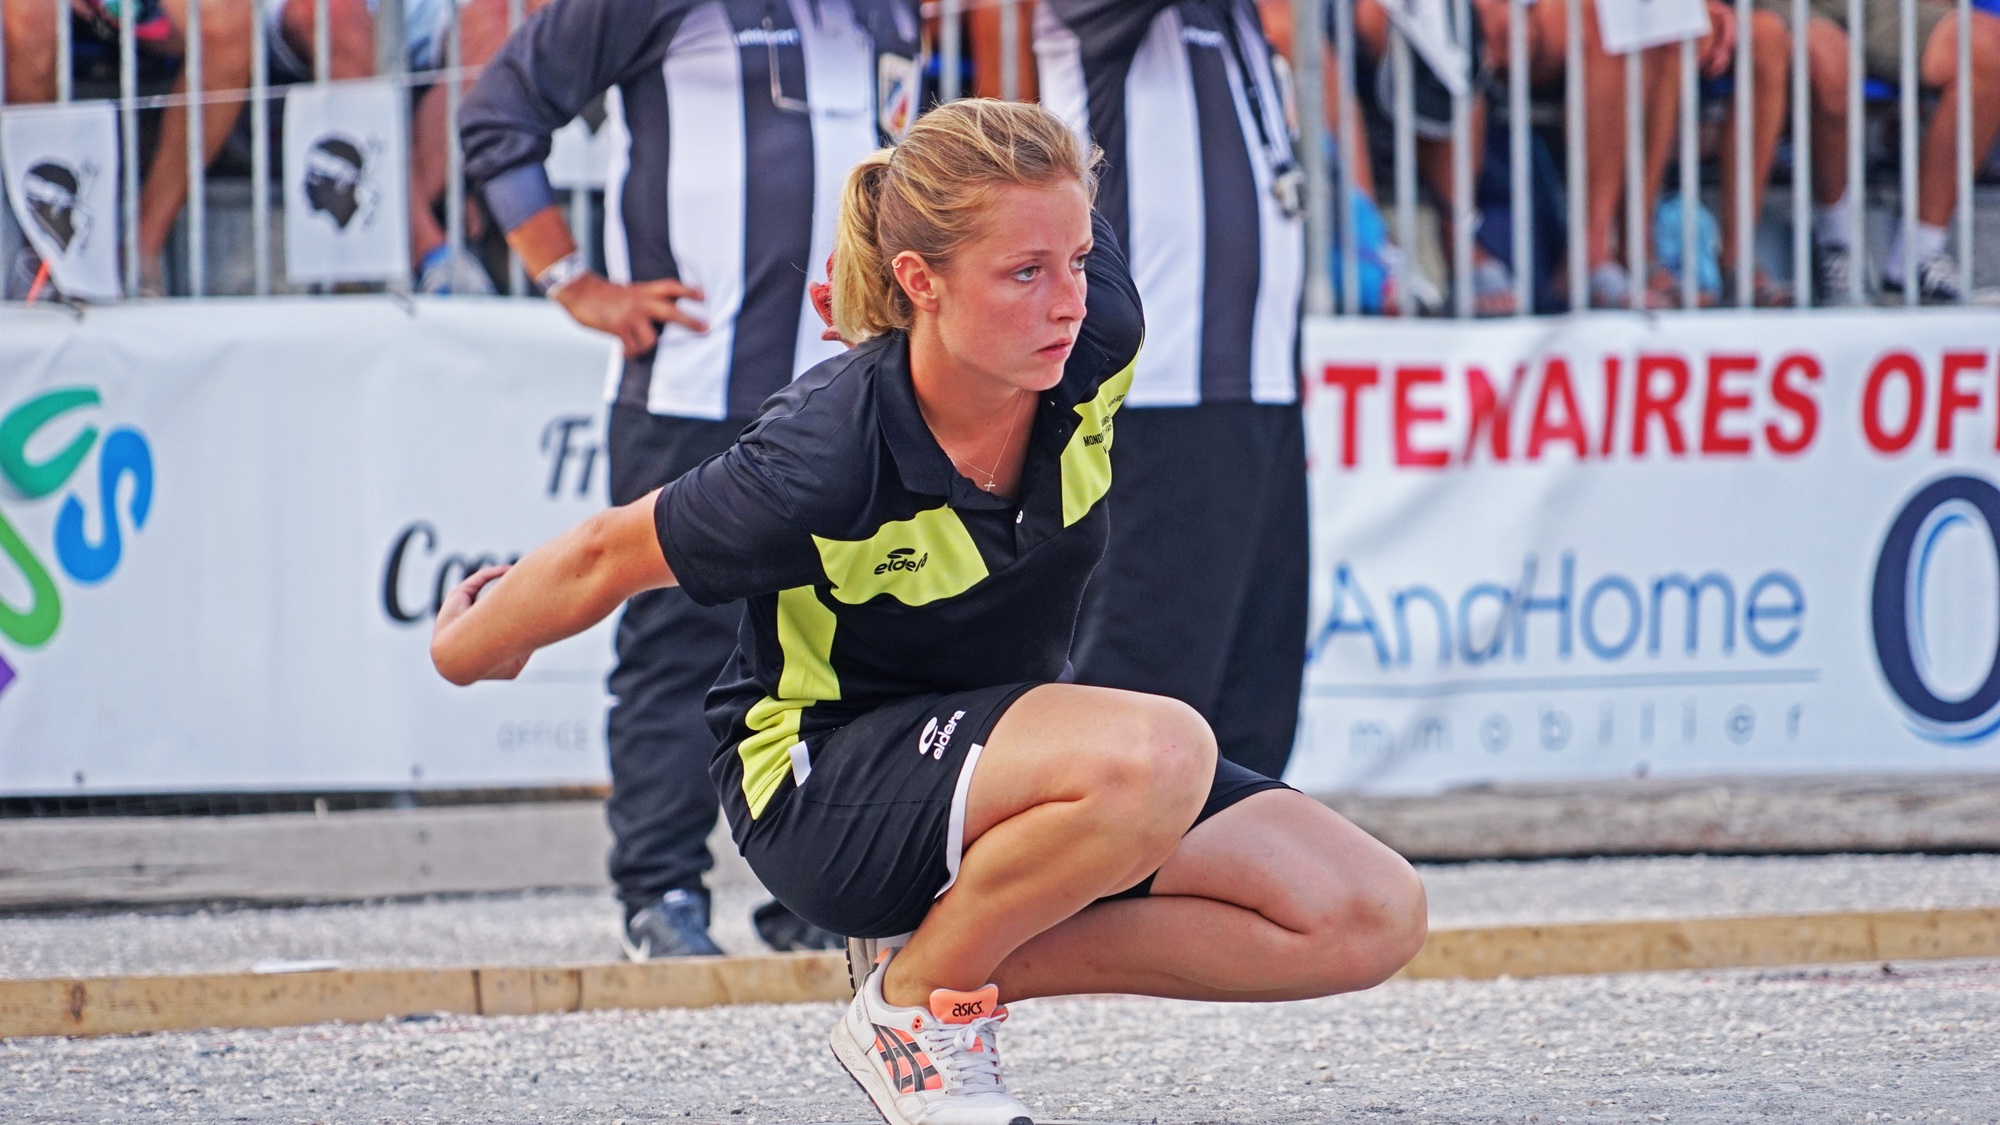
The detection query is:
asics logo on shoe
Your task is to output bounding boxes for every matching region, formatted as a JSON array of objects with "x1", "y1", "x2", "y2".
[
  {"x1": 874, "y1": 547, "x2": 929, "y2": 575},
  {"x1": 871, "y1": 1024, "x2": 941, "y2": 1094},
  {"x1": 949, "y1": 1000, "x2": 987, "y2": 1019},
  {"x1": 918, "y1": 710, "x2": 966, "y2": 760}
]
